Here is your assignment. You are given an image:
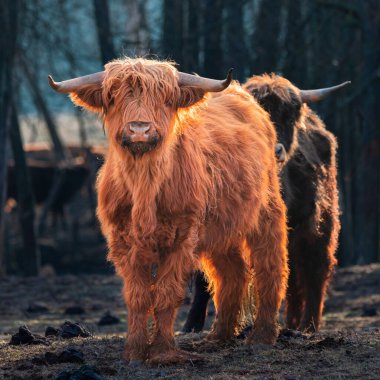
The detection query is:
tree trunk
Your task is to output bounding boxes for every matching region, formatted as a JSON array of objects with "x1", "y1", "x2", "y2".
[
  {"x1": 20, "y1": 57, "x2": 68, "y2": 163},
  {"x1": 162, "y1": 0, "x2": 184, "y2": 65},
  {"x1": 124, "y1": 0, "x2": 150, "y2": 56},
  {"x1": 203, "y1": 0, "x2": 224, "y2": 78},
  {"x1": 354, "y1": 0, "x2": 380, "y2": 264},
  {"x1": 252, "y1": 0, "x2": 282, "y2": 74},
  {"x1": 224, "y1": 0, "x2": 245, "y2": 81},
  {"x1": 282, "y1": 0, "x2": 307, "y2": 85},
  {"x1": 0, "y1": 0, "x2": 20, "y2": 276},
  {"x1": 93, "y1": 0, "x2": 116, "y2": 65},
  {"x1": 9, "y1": 103, "x2": 39, "y2": 276},
  {"x1": 182, "y1": 0, "x2": 200, "y2": 73}
]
